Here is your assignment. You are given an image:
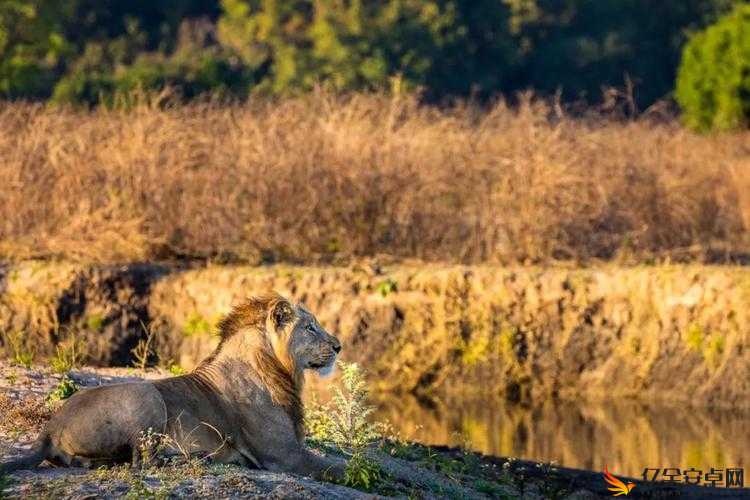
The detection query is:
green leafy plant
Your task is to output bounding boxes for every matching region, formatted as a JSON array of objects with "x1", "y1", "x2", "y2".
[
  {"x1": 182, "y1": 312, "x2": 212, "y2": 337},
  {"x1": 343, "y1": 450, "x2": 382, "y2": 491},
  {"x1": 375, "y1": 278, "x2": 397, "y2": 298},
  {"x1": 474, "y1": 479, "x2": 512, "y2": 498},
  {"x1": 50, "y1": 336, "x2": 86, "y2": 374},
  {"x1": 2, "y1": 331, "x2": 35, "y2": 368},
  {"x1": 85, "y1": 314, "x2": 104, "y2": 332},
  {"x1": 705, "y1": 334, "x2": 725, "y2": 369},
  {"x1": 168, "y1": 363, "x2": 187, "y2": 376},
  {"x1": 136, "y1": 427, "x2": 167, "y2": 469},
  {"x1": 47, "y1": 375, "x2": 79, "y2": 403},
  {"x1": 306, "y1": 362, "x2": 381, "y2": 448},
  {"x1": 306, "y1": 362, "x2": 385, "y2": 491},
  {"x1": 420, "y1": 446, "x2": 466, "y2": 476}
]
